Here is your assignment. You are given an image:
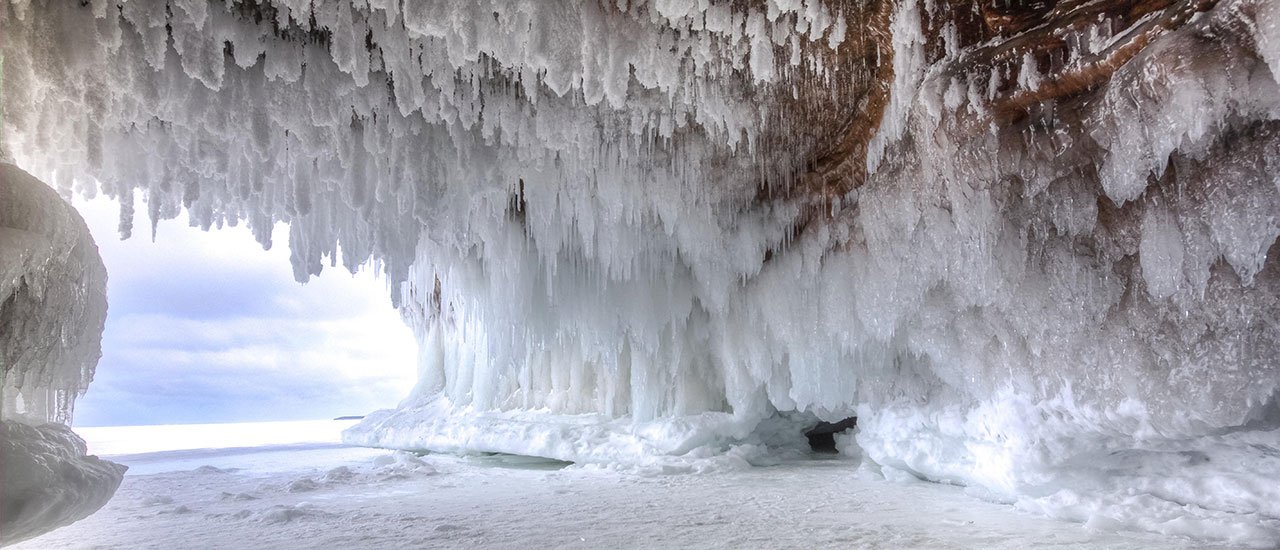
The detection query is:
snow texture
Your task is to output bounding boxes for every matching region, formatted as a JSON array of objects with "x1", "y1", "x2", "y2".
[
  {"x1": 2, "y1": 0, "x2": 1279, "y2": 545},
  {"x1": 0, "y1": 421, "x2": 126, "y2": 546},
  {"x1": 5, "y1": 425, "x2": 1242, "y2": 550}
]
